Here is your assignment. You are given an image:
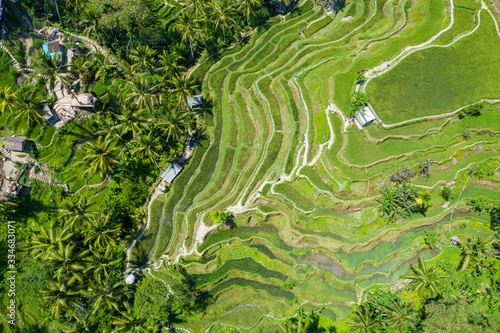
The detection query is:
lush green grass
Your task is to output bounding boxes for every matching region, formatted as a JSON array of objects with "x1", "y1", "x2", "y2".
[
  {"x1": 366, "y1": 11, "x2": 500, "y2": 123},
  {"x1": 0, "y1": 52, "x2": 18, "y2": 87}
]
